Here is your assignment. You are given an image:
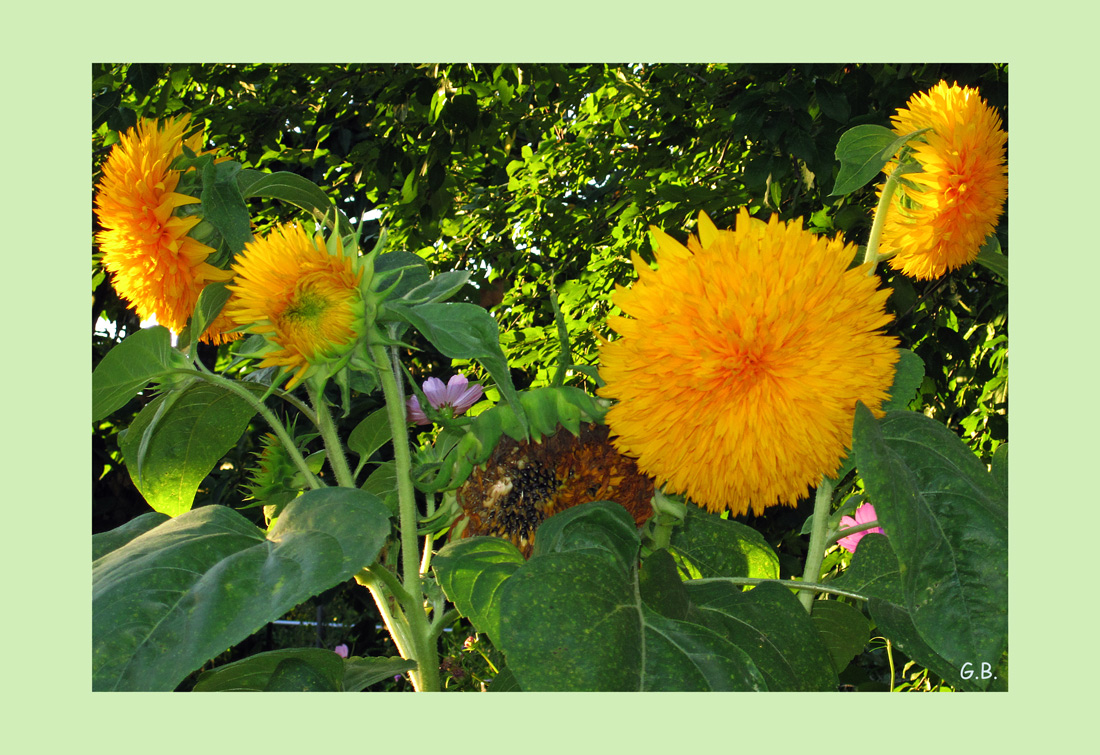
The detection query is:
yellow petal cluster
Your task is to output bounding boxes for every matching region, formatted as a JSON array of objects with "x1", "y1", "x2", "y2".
[
  {"x1": 225, "y1": 223, "x2": 364, "y2": 389},
  {"x1": 599, "y1": 209, "x2": 898, "y2": 516},
  {"x1": 94, "y1": 116, "x2": 237, "y2": 343},
  {"x1": 880, "y1": 80, "x2": 1008, "y2": 280}
]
